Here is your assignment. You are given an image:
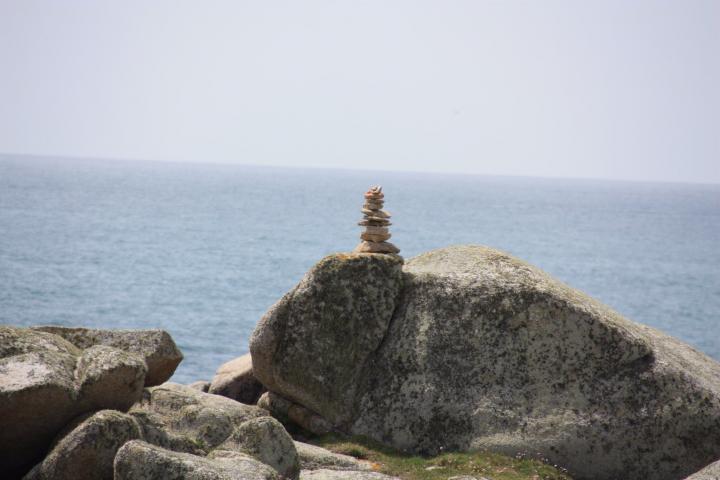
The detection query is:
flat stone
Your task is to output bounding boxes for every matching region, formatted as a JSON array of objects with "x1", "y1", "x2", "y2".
[
  {"x1": 361, "y1": 233, "x2": 392, "y2": 242},
  {"x1": 361, "y1": 209, "x2": 390, "y2": 218},
  {"x1": 362, "y1": 226, "x2": 389, "y2": 234},
  {"x1": 358, "y1": 219, "x2": 391, "y2": 227},
  {"x1": 353, "y1": 241, "x2": 400, "y2": 254}
]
